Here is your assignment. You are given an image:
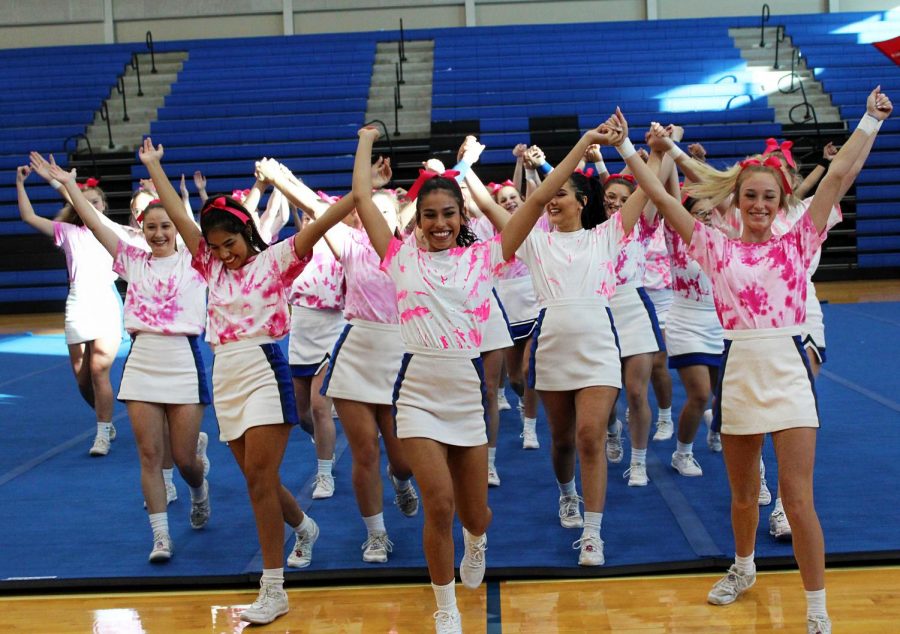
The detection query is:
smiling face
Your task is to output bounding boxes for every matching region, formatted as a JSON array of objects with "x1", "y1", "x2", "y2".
[
  {"x1": 545, "y1": 180, "x2": 584, "y2": 231},
  {"x1": 205, "y1": 227, "x2": 251, "y2": 269},
  {"x1": 495, "y1": 185, "x2": 523, "y2": 213},
  {"x1": 141, "y1": 206, "x2": 177, "y2": 258},
  {"x1": 603, "y1": 182, "x2": 632, "y2": 218},
  {"x1": 417, "y1": 189, "x2": 462, "y2": 251},
  {"x1": 737, "y1": 169, "x2": 782, "y2": 242}
]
